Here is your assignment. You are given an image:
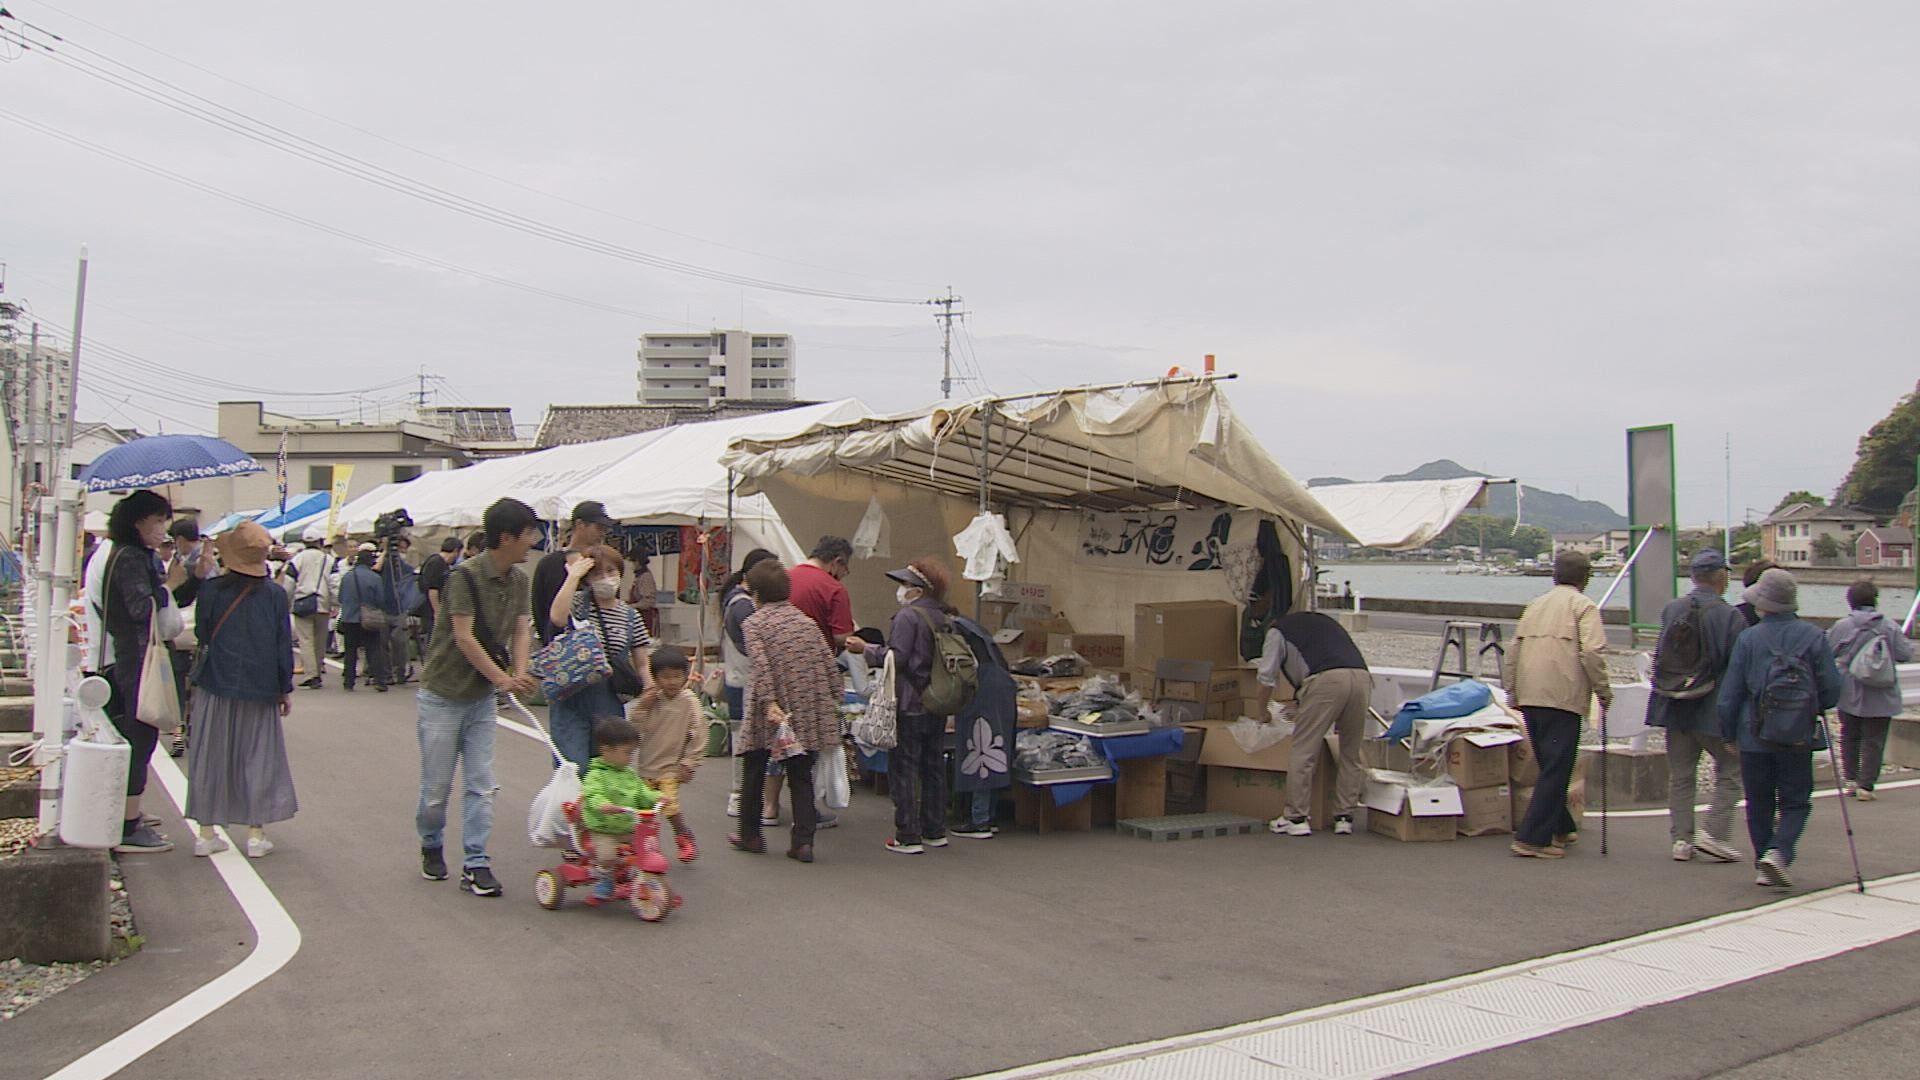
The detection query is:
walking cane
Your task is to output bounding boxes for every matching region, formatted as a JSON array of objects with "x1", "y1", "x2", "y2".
[
  {"x1": 1598, "y1": 701, "x2": 1609, "y2": 857},
  {"x1": 1819, "y1": 713, "x2": 1867, "y2": 894}
]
